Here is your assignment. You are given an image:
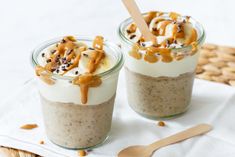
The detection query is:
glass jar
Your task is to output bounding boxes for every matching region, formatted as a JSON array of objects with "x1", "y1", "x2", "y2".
[
  {"x1": 118, "y1": 13, "x2": 205, "y2": 119},
  {"x1": 31, "y1": 36, "x2": 124, "y2": 149}
]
